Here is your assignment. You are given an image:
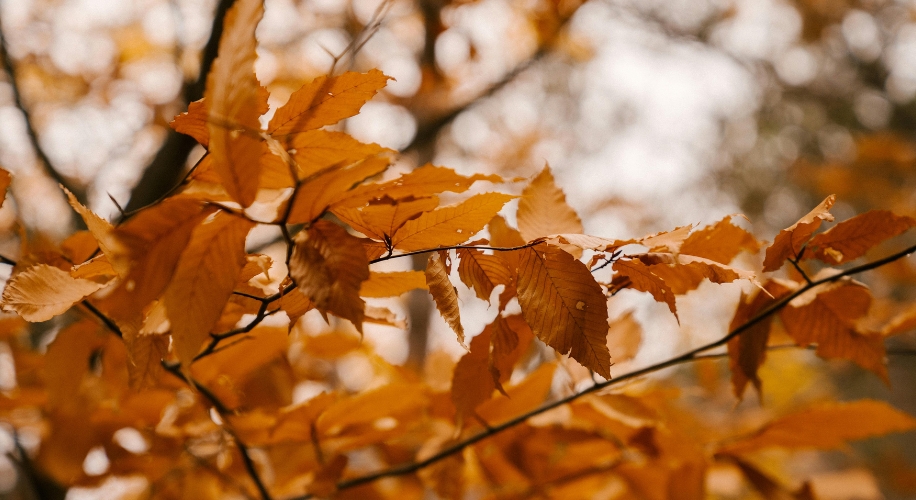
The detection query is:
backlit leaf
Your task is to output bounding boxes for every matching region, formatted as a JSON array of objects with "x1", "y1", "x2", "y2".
[
  {"x1": 289, "y1": 221, "x2": 370, "y2": 331},
  {"x1": 268, "y1": 70, "x2": 391, "y2": 138},
  {"x1": 719, "y1": 400, "x2": 916, "y2": 454},
  {"x1": 1, "y1": 264, "x2": 107, "y2": 322},
  {"x1": 205, "y1": 0, "x2": 264, "y2": 207},
  {"x1": 333, "y1": 196, "x2": 439, "y2": 241},
  {"x1": 806, "y1": 210, "x2": 916, "y2": 265},
  {"x1": 517, "y1": 243, "x2": 611, "y2": 378},
  {"x1": 286, "y1": 156, "x2": 390, "y2": 225},
  {"x1": 289, "y1": 130, "x2": 389, "y2": 178},
  {"x1": 612, "y1": 258, "x2": 677, "y2": 319},
  {"x1": 0, "y1": 167, "x2": 10, "y2": 207},
  {"x1": 277, "y1": 286, "x2": 314, "y2": 328},
  {"x1": 607, "y1": 310, "x2": 642, "y2": 364},
  {"x1": 636, "y1": 252, "x2": 762, "y2": 295},
  {"x1": 170, "y1": 98, "x2": 209, "y2": 147},
  {"x1": 452, "y1": 328, "x2": 496, "y2": 420},
  {"x1": 336, "y1": 164, "x2": 502, "y2": 209},
  {"x1": 640, "y1": 224, "x2": 694, "y2": 254},
  {"x1": 426, "y1": 251, "x2": 464, "y2": 345},
  {"x1": 360, "y1": 270, "x2": 427, "y2": 297},
  {"x1": 457, "y1": 248, "x2": 512, "y2": 302},
  {"x1": 517, "y1": 165, "x2": 583, "y2": 255},
  {"x1": 680, "y1": 215, "x2": 760, "y2": 264},
  {"x1": 163, "y1": 211, "x2": 254, "y2": 367},
  {"x1": 392, "y1": 193, "x2": 515, "y2": 251},
  {"x1": 63, "y1": 188, "x2": 126, "y2": 276},
  {"x1": 762, "y1": 194, "x2": 836, "y2": 272}
]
